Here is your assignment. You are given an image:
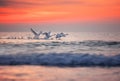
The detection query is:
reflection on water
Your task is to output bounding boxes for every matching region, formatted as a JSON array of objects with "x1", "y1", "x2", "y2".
[{"x1": 0, "y1": 66, "x2": 120, "y2": 81}]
